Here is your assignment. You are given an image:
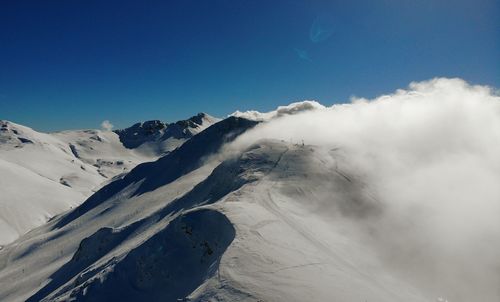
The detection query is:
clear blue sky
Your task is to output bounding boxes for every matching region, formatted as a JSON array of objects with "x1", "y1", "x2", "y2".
[{"x1": 1, "y1": 0, "x2": 498, "y2": 131}]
